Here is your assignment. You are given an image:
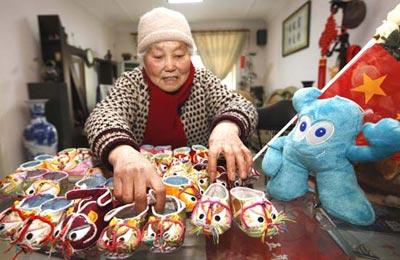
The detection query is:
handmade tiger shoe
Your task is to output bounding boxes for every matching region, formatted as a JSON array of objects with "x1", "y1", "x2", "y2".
[
  {"x1": 74, "y1": 175, "x2": 107, "y2": 189},
  {"x1": 173, "y1": 147, "x2": 192, "y2": 165},
  {"x1": 190, "y1": 144, "x2": 208, "y2": 164},
  {"x1": 163, "y1": 175, "x2": 200, "y2": 212},
  {"x1": 191, "y1": 183, "x2": 232, "y2": 243},
  {"x1": 24, "y1": 171, "x2": 68, "y2": 196},
  {"x1": 139, "y1": 144, "x2": 155, "y2": 159},
  {"x1": 57, "y1": 147, "x2": 95, "y2": 162},
  {"x1": 153, "y1": 153, "x2": 173, "y2": 176},
  {"x1": 235, "y1": 167, "x2": 261, "y2": 188},
  {"x1": 44, "y1": 148, "x2": 99, "y2": 182},
  {"x1": 153, "y1": 145, "x2": 172, "y2": 155},
  {"x1": 11, "y1": 197, "x2": 73, "y2": 253},
  {"x1": 230, "y1": 187, "x2": 290, "y2": 242},
  {"x1": 163, "y1": 163, "x2": 195, "y2": 185},
  {"x1": 0, "y1": 193, "x2": 55, "y2": 240},
  {"x1": 54, "y1": 188, "x2": 113, "y2": 258},
  {"x1": 0, "y1": 173, "x2": 26, "y2": 195},
  {"x1": 216, "y1": 167, "x2": 261, "y2": 189},
  {"x1": 97, "y1": 203, "x2": 148, "y2": 259},
  {"x1": 142, "y1": 196, "x2": 186, "y2": 253},
  {"x1": 16, "y1": 160, "x2": 45, "y2": 172},
  {"x1": 34, "y1": 154, "x2": 54, "y2": 161},
  {"x1": 192, "y1": 163, "x2": 211, "y2": 196}
]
